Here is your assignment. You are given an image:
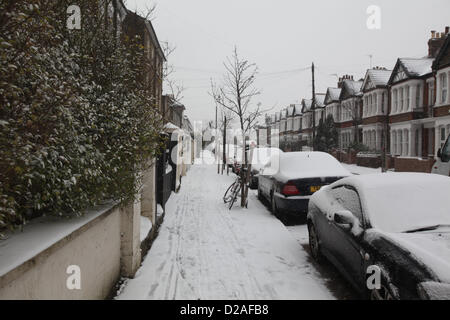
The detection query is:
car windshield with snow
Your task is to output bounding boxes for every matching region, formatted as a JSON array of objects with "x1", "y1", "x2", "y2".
[
  {"x1": 307, "y1": 172, "x2": 450, "y2": 300},
  {"x1": 257, "y1": 152, "x2": 351, "y2": 224}
]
